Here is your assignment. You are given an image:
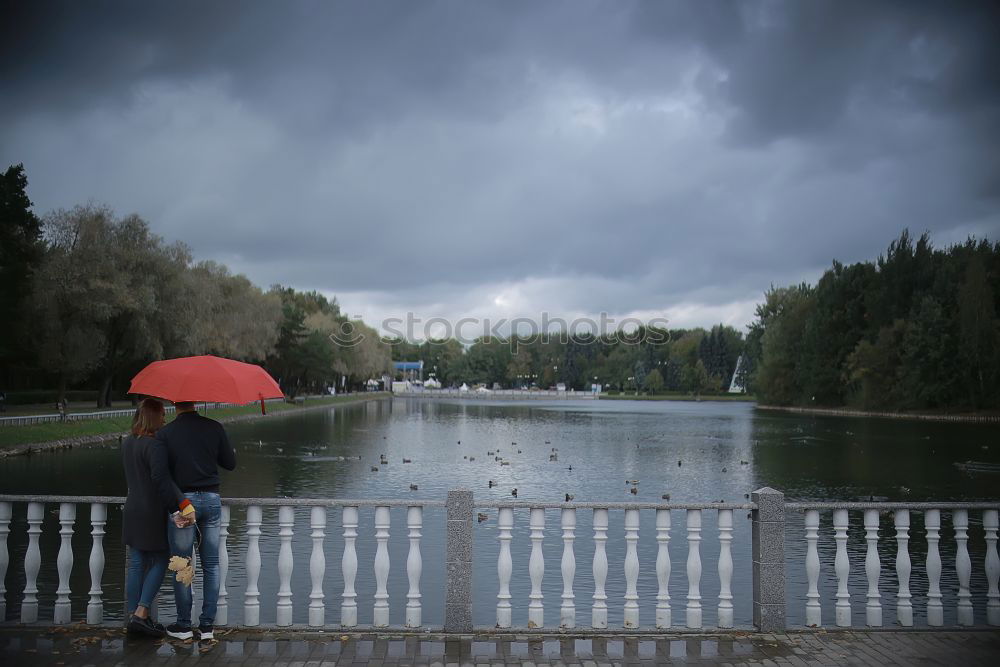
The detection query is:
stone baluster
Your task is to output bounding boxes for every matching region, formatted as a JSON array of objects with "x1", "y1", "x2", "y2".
[
  {"x1": 54, "y1": 503, "x2": 76, "y2": 624},
  {"x1": 686, "y1": 508, "x2": 702, "y2": 629},
  {"x1": 655, "y1": 509, "x2": 671, "y2": 628},
  {"x1": 405, "y1": 506, "x2": 422, "y2": 628},
  {"x1": 496, "y1": 507, "x2": 514, "y2": 628},
  {"x1": 373, "y1": 505, "x2": 391, "y2": 627},
  {"x1": 560, "y1": 507, "x2": 576, "y2": 628},
  {"x1": 276, "y1": 506, "x2": 295, "y2": 626},
  {"x1": 341, "y1": 506, "x2": 359, "y2": 627},
  {"x1": 244, "y1": 505, "x2": 263, "y2": 626},
  {"x1": 863, "y1": 509, "x2": 881, "y2": 626},
  {"x1": 591, "y1": 508, "x2": 609, "y2": 628},
  {"x1": 894, "y1": 509, "x2": 912, "y2": 627},
  {"x1": 309, "y1": 506, "x2": 326, "y2": 627},
  {"x1": 718, "y1": 509, "x2": 734, "y2": 629},
  {"x1": 0, "y1": 502, "x2": 10, "y2": 619},
  {"x1": 954, "y1": 509, "x2": 972, "y2": 626},
  {"x1": 217, "y1": 505, "x2": 230, "y2": 626},
  {"x1": 832, "y1": 509, "x2": 850, "y2": 627},
  {"x1": 623, "y1": 508, "x2": 640, "y2": 628},
  {"x1": 22, "y1": 501, "x2": 44, "y2": 623},
  {"x1": 984, "y1": 509, "x2": 999, "y2": 626},
  {"x1": 925, "y1": 509, "x2": 943, "y2": 626},
  {"x1": 528, "y1": 507, "x2": 545, "y2": 628},
  {"x1": 804, "y1": 509, "x2": 821, "y2": 627}
]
